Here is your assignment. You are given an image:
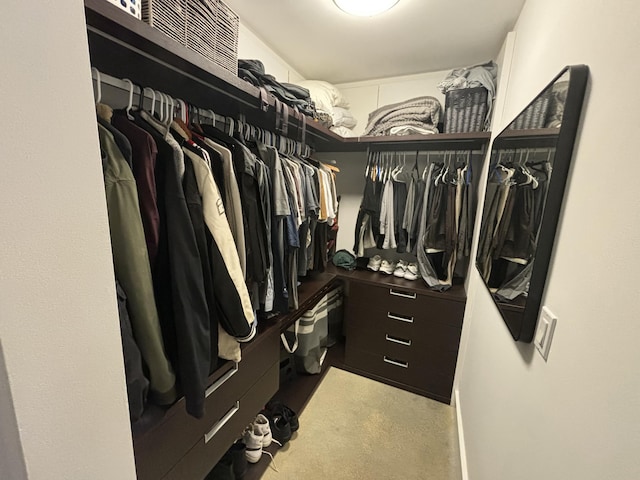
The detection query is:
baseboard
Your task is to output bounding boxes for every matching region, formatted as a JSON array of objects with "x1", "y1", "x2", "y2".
[{"x1": 455, "y1": 388, "x2": 470, "y2": 480}]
